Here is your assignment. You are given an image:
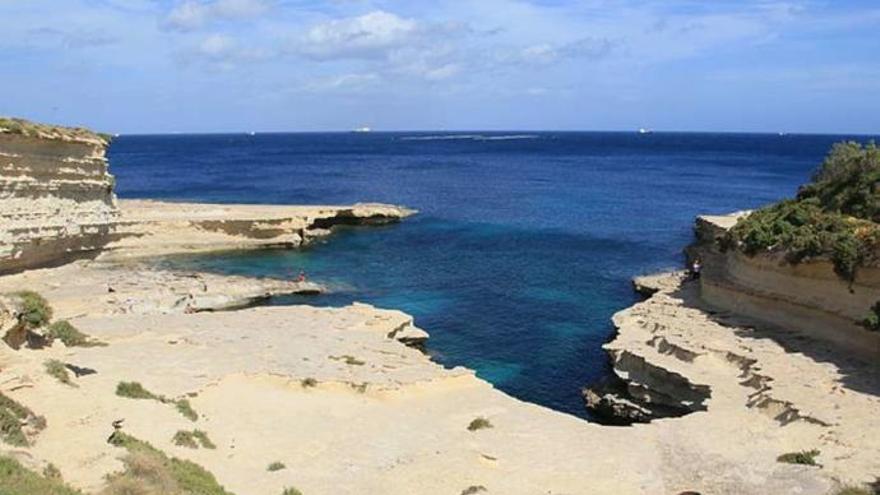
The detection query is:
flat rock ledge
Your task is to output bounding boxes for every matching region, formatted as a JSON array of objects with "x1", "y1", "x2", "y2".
[{"x1": 586, "y1": 270, "x2": 880, "y2": 489}]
